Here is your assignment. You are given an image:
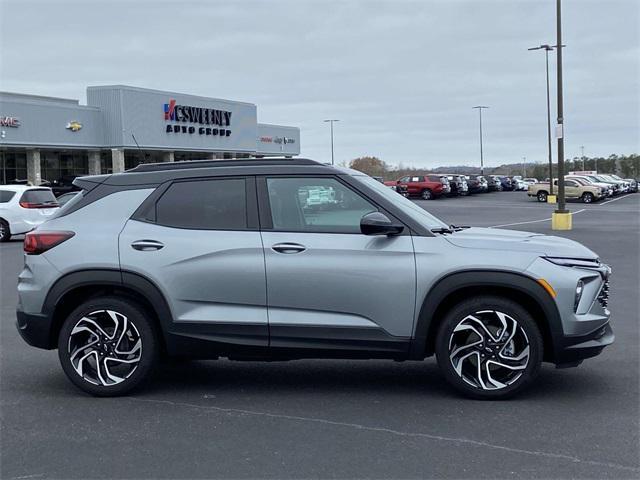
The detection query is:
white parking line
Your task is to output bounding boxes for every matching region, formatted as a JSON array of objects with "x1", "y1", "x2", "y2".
[
  {"x1": 598, "y1": 195, "x2": 637, "y2": 206},
  {"x1": 489, "y1": 209, "x2": 586, "y2": 228}
]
